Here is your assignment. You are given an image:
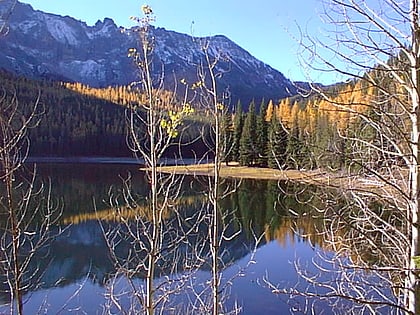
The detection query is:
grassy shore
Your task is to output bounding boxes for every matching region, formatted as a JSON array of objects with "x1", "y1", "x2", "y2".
[
  {"x1": 146, "y1": 162, "x2": 385, "y2": 191},
  {"x1": 153, "y1": 163, "x2": 319, "y2": 181}
]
